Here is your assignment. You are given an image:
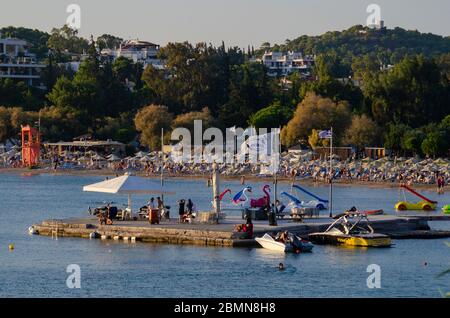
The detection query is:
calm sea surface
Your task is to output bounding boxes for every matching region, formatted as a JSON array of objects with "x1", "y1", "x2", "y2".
[{"x1": 0, "y1": 173, "x2": 449, "y2": 297}]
